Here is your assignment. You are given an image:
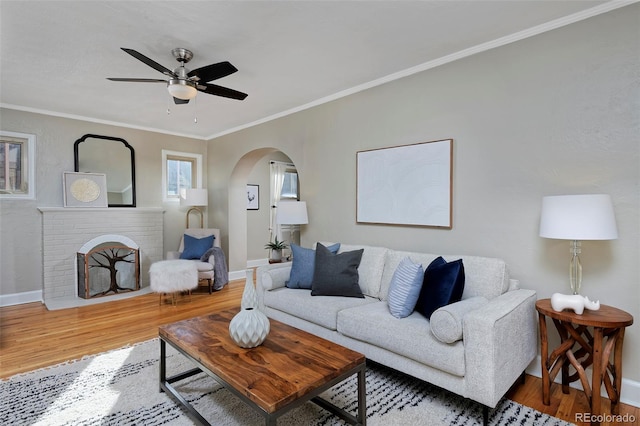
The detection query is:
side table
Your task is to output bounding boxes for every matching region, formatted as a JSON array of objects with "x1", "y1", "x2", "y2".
[{"x1": 536, "y1": 299, "x2": 633, "y2": 425}]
